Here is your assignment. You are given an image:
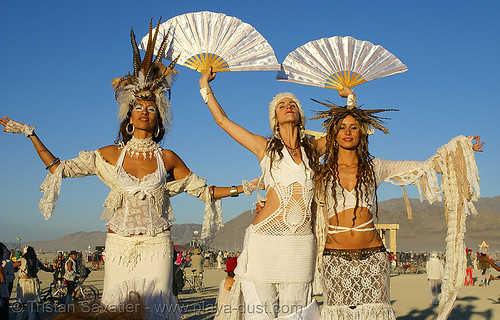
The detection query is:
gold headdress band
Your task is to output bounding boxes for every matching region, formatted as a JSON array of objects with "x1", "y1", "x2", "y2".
[
  {"x1": 112, "y1": 18, "x2": 178, "y2": 132},
  {"x1": 310, "y1": 98, "x2": 397, "y2": 135}
]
